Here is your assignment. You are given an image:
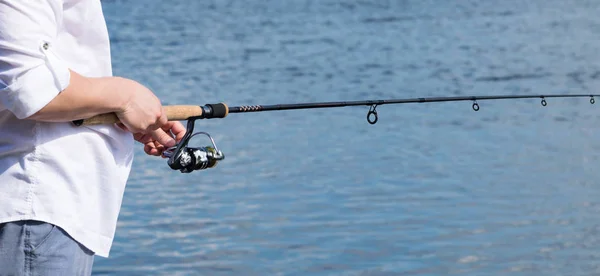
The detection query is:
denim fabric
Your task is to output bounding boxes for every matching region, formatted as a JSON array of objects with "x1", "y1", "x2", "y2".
[{"x1": 0, "y1": 220, "x2": 94, "y2": 276}]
